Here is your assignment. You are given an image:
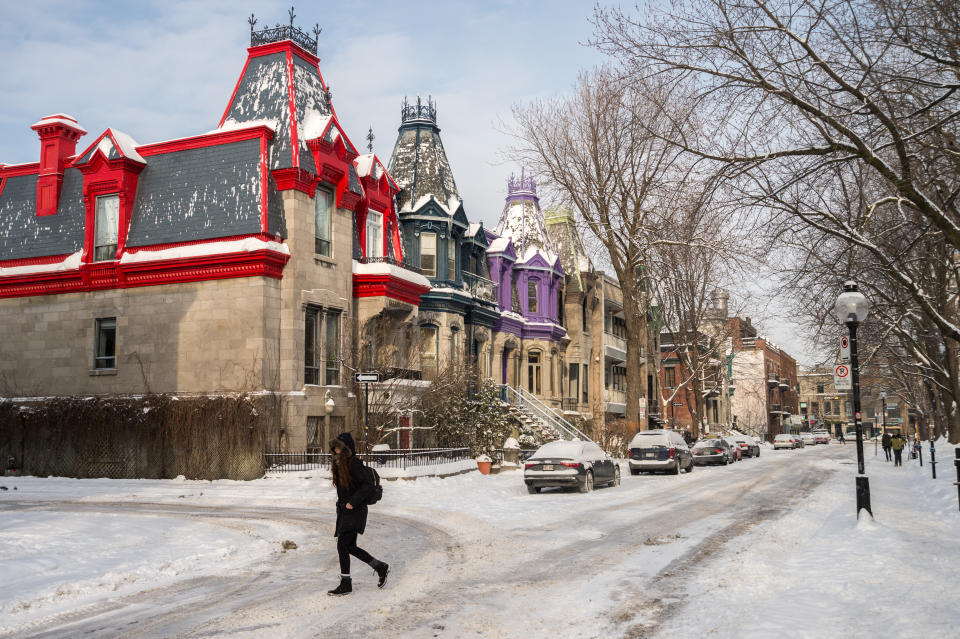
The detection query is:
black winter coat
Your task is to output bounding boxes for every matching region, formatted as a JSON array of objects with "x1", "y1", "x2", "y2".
[{"x1": 333, "y1": 456, "x2": 375, "y2": 536}]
